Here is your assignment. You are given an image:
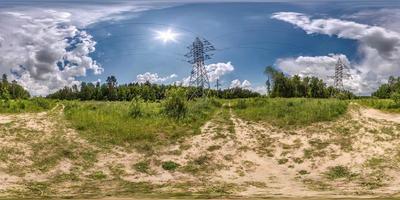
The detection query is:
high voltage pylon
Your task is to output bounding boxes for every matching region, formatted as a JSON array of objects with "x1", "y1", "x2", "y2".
[
  {"x1": 330, "y1": 58, "x2": 350, "y2": 90},
  {"x1": 185, "y1": 37, "x2": 215, "y2": 97},
  {"x1": 215, "y1": 78, "x2": 220, "y2": 91}
]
